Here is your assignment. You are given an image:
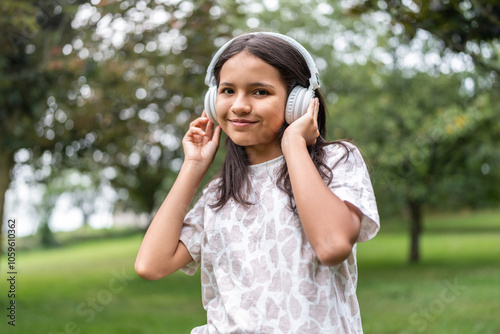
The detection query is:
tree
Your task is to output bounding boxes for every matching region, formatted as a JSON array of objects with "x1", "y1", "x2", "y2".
[
  {"x1": 329, "y1": 57, "x2": 500, "y2": 262},
  {"x1": 57, "y1": 0, "x2": 248, "y2": 216},
  {"x1": 1, "y1": 0, "x2": 250, "y2": 249},
  {"x1": 350, "y1": 1, "x2": 500, "y2": 73},
  {"x1": 345, "y1": 0, "x2": 500, "y2": 262},
  {"x1": 0, "y1": 0, "x2": 93, "y2": 256}
]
